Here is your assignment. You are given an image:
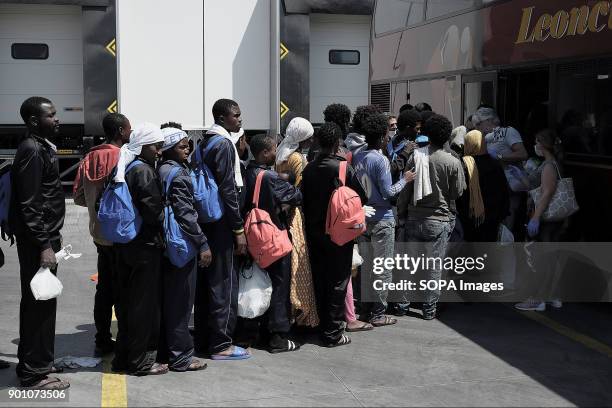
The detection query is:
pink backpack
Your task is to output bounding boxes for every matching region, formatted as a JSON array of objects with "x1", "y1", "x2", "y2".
[
  {"x1": 325, "y1": 161, "x2": 366, "y2": 246},
  {"x1": 245, "y1": 171, "x2": 293, "y2": 268}
]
